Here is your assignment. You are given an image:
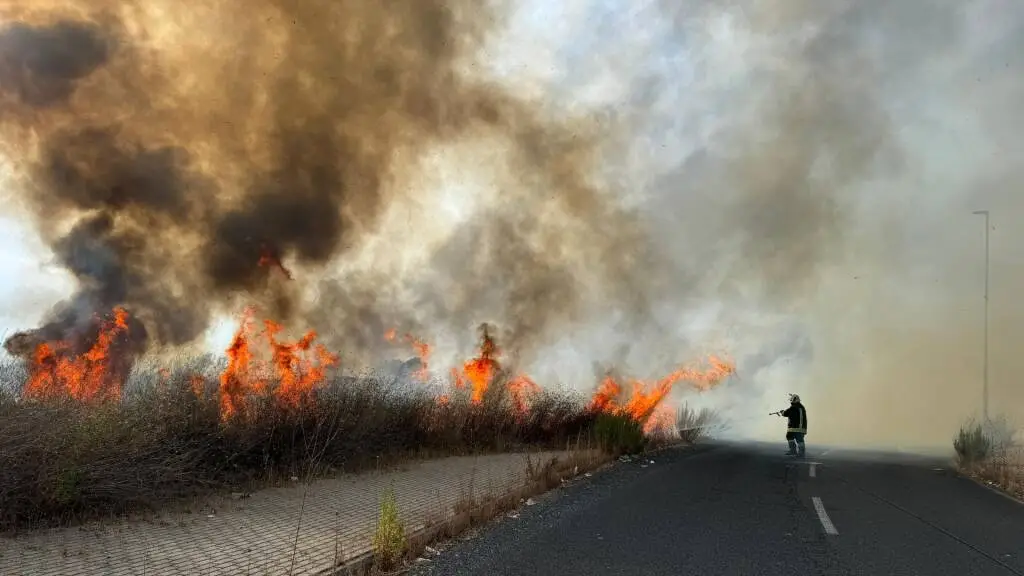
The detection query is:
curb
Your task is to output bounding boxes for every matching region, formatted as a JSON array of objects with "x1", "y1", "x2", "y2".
[
  {"x1": 959, "y1": 470, "x2": 1024, "y2": 507},
  {"x1": 322, "y1": 450, "x2": 612, "y2": 575}
]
